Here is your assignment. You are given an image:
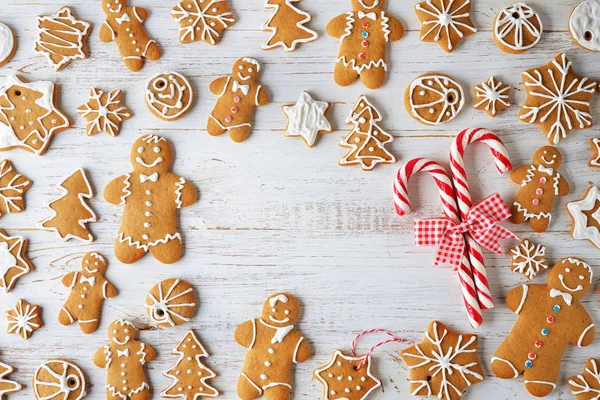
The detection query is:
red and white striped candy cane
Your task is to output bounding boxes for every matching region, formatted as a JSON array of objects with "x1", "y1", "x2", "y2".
[
  {"x1": 450, "y1": 128, "x2": 513, "y2": 310},
  {"x1": 394, "y1": 158, "x2": 483, "y2": 328}
]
